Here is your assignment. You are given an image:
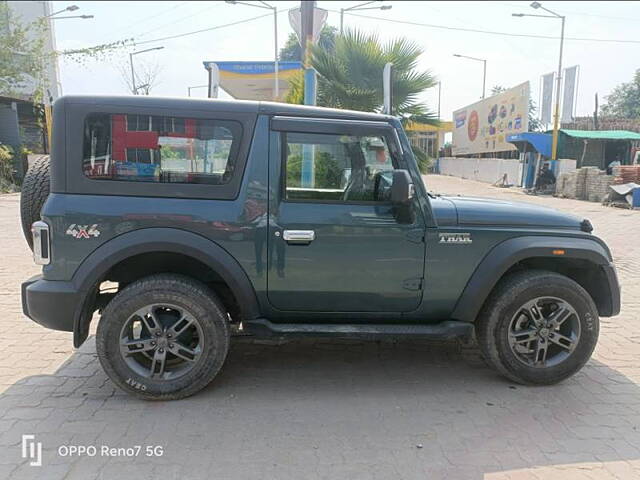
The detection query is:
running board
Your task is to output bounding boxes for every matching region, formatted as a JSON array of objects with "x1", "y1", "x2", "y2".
[{"x1": 242, "y1": 319, "x2": 474, "y2": 340}]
